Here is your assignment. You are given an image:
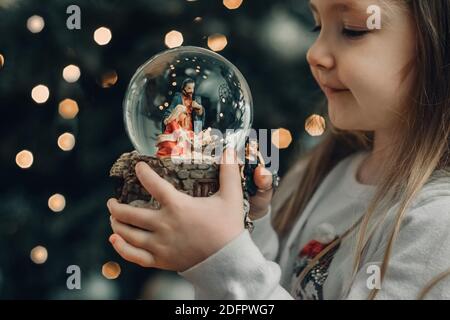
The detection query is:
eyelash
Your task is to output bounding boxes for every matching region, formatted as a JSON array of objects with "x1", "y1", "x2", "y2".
[{"x1": 311, "y1": 25, "x2": 369, "y2": 39}]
